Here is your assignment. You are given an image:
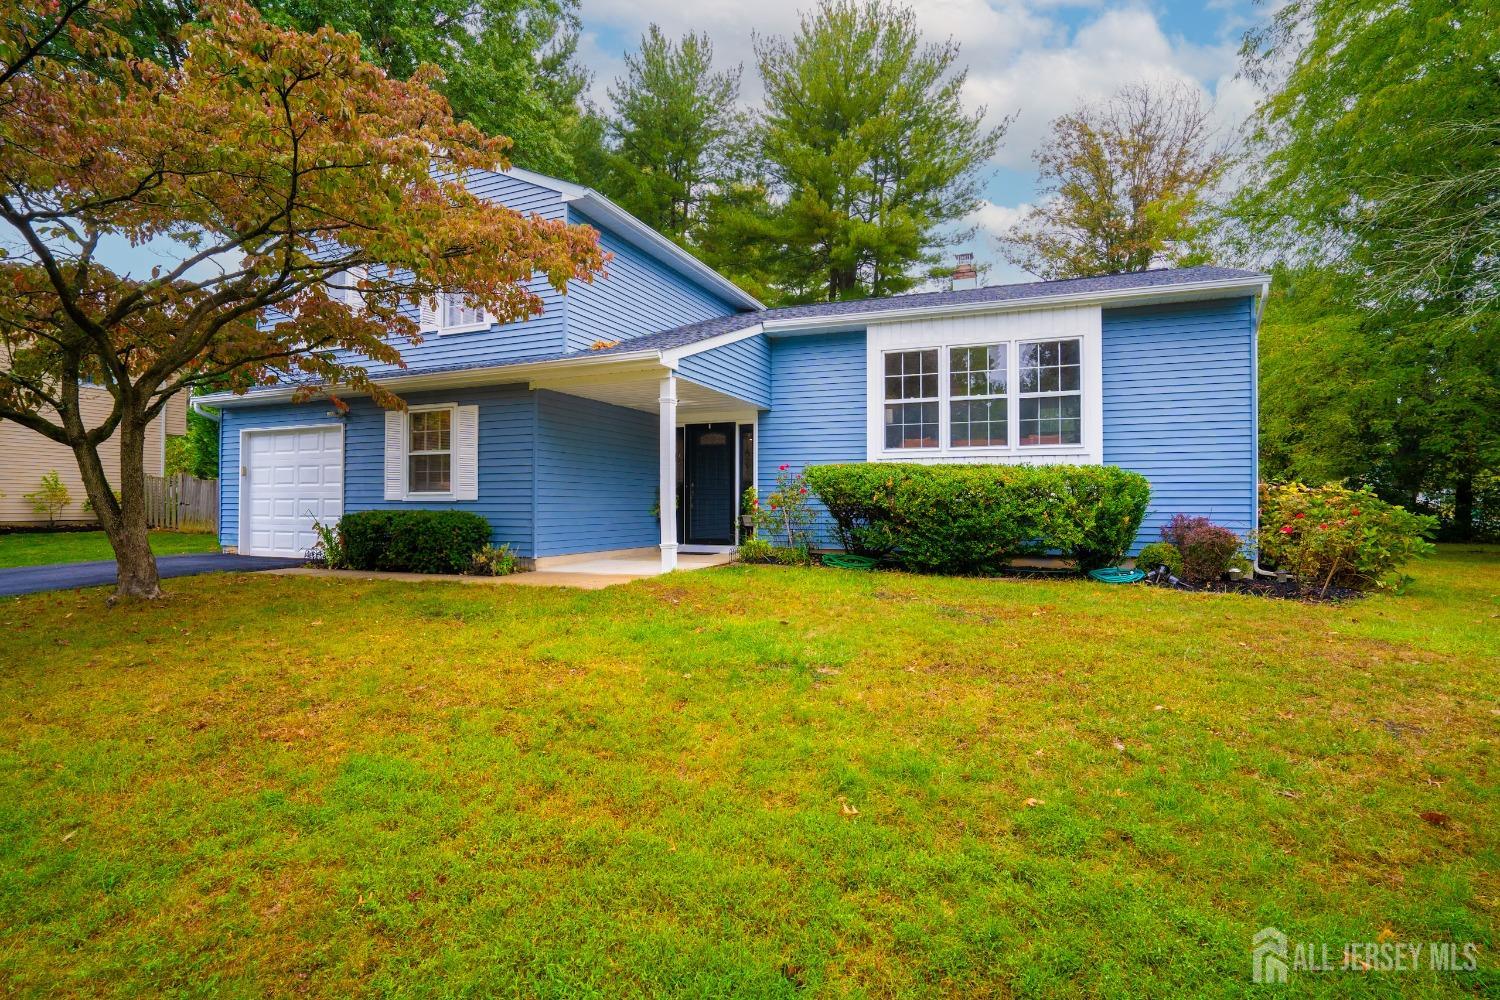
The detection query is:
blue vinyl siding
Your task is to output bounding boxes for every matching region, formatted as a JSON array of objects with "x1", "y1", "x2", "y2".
[
  {"x1": 563, "y1": 208, "x2": 738, "y2": 351},
  {"x1": 220, "y1": 384, "x2": 537, "y2": 556},
  {"x1": 532, "y1": 391, "x2": 659, "y2": 557},
  {"x1": 1102, "y1": 297, "x2": 1257, "y2": 551},
  {"x1": 677, "y1": 333, "x2": 772, "y2": 408},
  {"x1": 757, "y1": 332, "x2": 868, "y2": 546},
  {"x1": 468, "y1": 169, "x2": 566, "y2": 220}
]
